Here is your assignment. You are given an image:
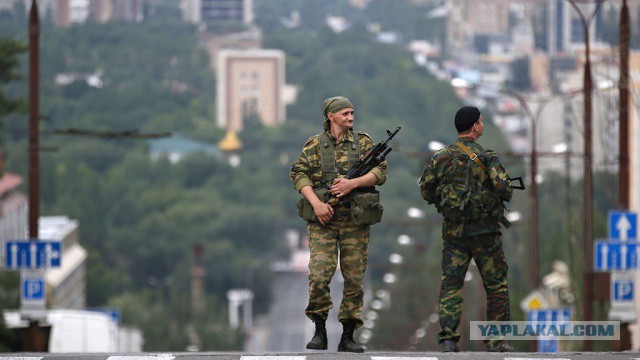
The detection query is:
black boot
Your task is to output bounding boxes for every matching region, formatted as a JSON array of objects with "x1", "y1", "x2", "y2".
[
  {"x1": 337, "y1": 320, "x2": 364, "y2": 353},
  {"x1": 306, "y1": 319, "x2": 327, "y2": 350}
]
